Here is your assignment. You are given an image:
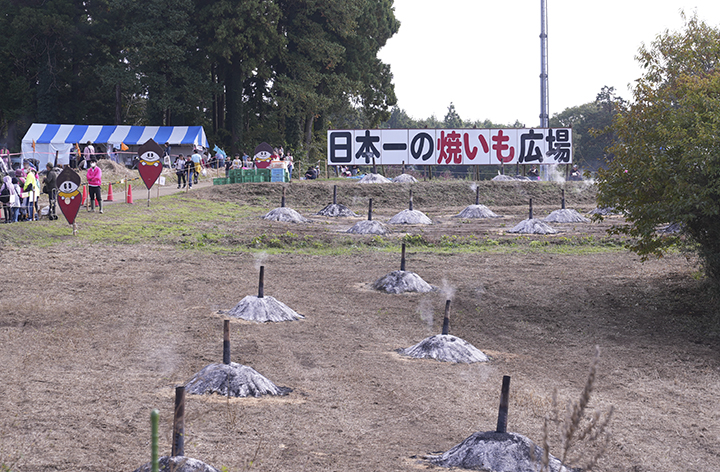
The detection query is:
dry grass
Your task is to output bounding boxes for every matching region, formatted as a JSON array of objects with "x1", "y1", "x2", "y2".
[{"x1": 539, "y1": 347, "x2": 614, "y2": 471}]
